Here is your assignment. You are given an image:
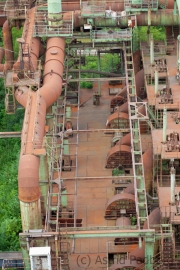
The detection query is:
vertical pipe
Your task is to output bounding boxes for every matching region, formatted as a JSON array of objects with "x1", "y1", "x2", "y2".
[
  {"x1": 170, "y1": 167, "x2": 176, "y2": 204},
  {"x1": 61, "y1": 190, "x2": 68, "y2": 207},
  {"x1": 155, "y1": 68, "x2": 158, "y2": 95},
  {"x1": 145, "y1": 238, "x2": 154, "y2": 270},
  {"x1": 39, "y1": 153, "x2": 49, "y2": 215},
  {"x1": 20, "y1": 200, "x2": 42, "y2": 231},
  {"x1": 148, "y1": 8, "x2": 151, "y2": 26},
  {"x1": 3, "y1": 20, "x2": 14, "y2": 70},
  {"x1": 48, "y1": 0, "x2": 62, "y2": 27},
  {"x1": 174, "y1": 0, "x2": 177, "y2": 15},
  {"x1": 163, "y1": 108, "x2": 167, "y2": 142},
  {"x1": 97, "y1": 50, "x2": 101, "y2": 94},
  {"x1": 48, "y1": 0, "x2": 62, "y2": 13},
  {"x1": 150, "y1": 35, "x2": 154, "y2": 65}
]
